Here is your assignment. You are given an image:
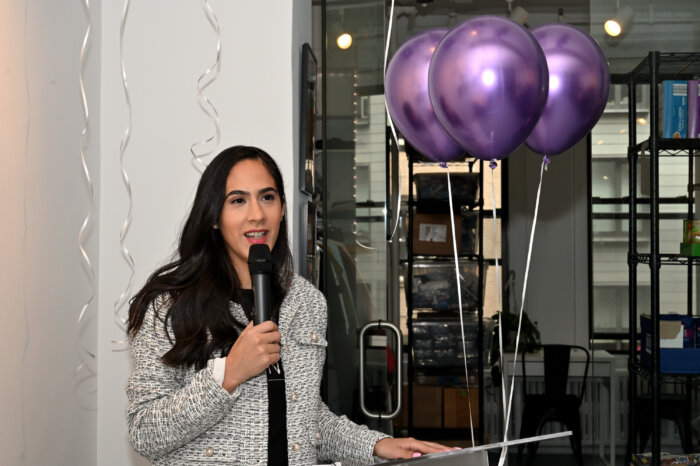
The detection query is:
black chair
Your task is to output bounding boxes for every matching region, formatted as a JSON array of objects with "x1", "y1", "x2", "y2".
[
  {"x1": 633, "y1": 392, "x2": 693, "y2": 455},
  {"x1": 516, "y1": 344, "x2": 590, "y2": 466}
]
